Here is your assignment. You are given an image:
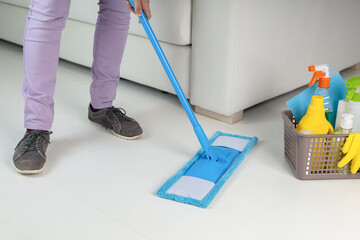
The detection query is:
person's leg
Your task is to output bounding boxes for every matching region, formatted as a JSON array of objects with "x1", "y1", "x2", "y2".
[
  {"x1": 88, "y1": 0, "x2": 142, "y2": 139},
  {"x1": 23, "y1": 0, "x2": 71, "y2": 131},
  {"x1": 14, "y1": 0, "x2": 71, "y2": 174},
  {"x1": 90, "y1": 0, "x2": 130, "y2": 109}
]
